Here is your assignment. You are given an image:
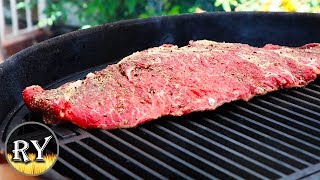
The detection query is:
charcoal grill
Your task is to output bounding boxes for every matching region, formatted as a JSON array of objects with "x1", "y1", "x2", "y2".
[{"x1": 0, "y1": 12, "x2": 319, "y2": 179}]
